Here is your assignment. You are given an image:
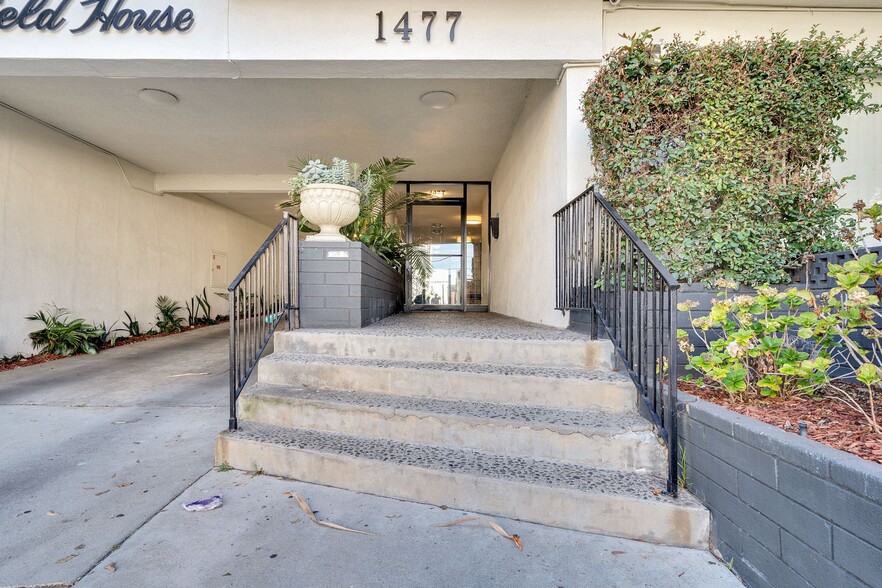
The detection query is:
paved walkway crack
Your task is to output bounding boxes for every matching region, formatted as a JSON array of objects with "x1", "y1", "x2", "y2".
[{"x1": 71, "y1": 466, "x2": 215, "y2": 586}]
